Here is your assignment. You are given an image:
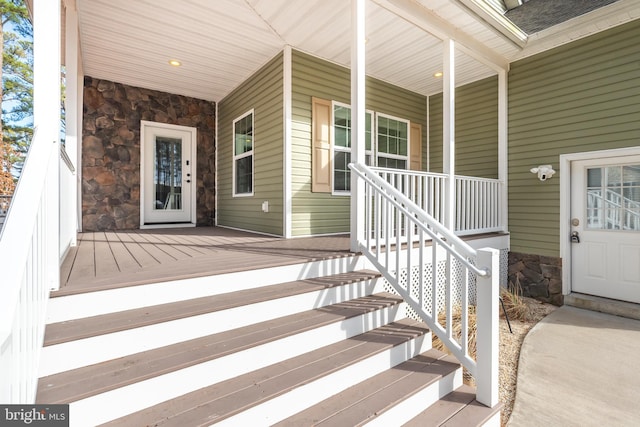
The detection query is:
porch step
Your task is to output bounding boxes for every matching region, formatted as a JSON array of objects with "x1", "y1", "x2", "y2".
[
  {"x1": 44, "y1": 270, "x2": 381, "y2": 346},
  {"x1": 564, "y1": 293, "x2": 640, "y2": 321},
  {"x1": 274, "y1": 349, "x2": 461, "y2": 427},
  {"x1": 37, "y1": 293, "x2": 404, "y2": 404},
  {"x1": 37, "y1": 260, "x2": 494, "y2": 426},
  {"x1": 404, "y1": 385, "x2": 501, "y2": 427},
  {"x1": 39, "y1": 270, "x2": 382, "y2": 376},
  {"x1": 101, "y1": 320, "x2": 434, "y2": 426}
]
